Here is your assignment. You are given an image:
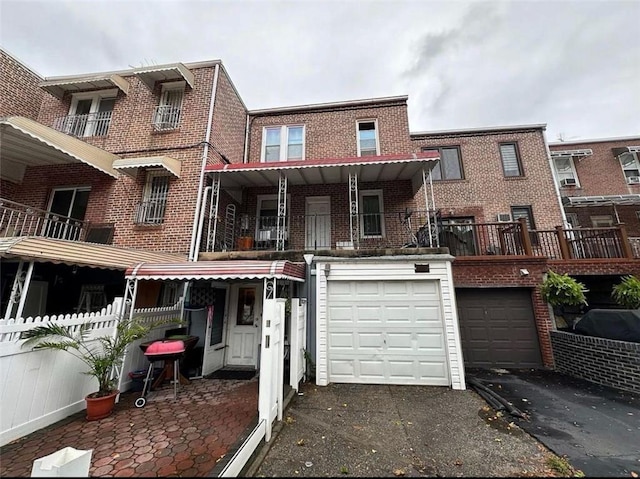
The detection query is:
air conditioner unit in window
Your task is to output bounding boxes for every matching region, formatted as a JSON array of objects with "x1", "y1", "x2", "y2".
[
  {"x1": 496, "y1": 213, "x2": 512, "y2": 222},
  {"x1": 560, "y1": 178, "x2": 577, "y2": 187},
  {"x1": 627, "y1": 176, "x2": 640, "y2": 184}
]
